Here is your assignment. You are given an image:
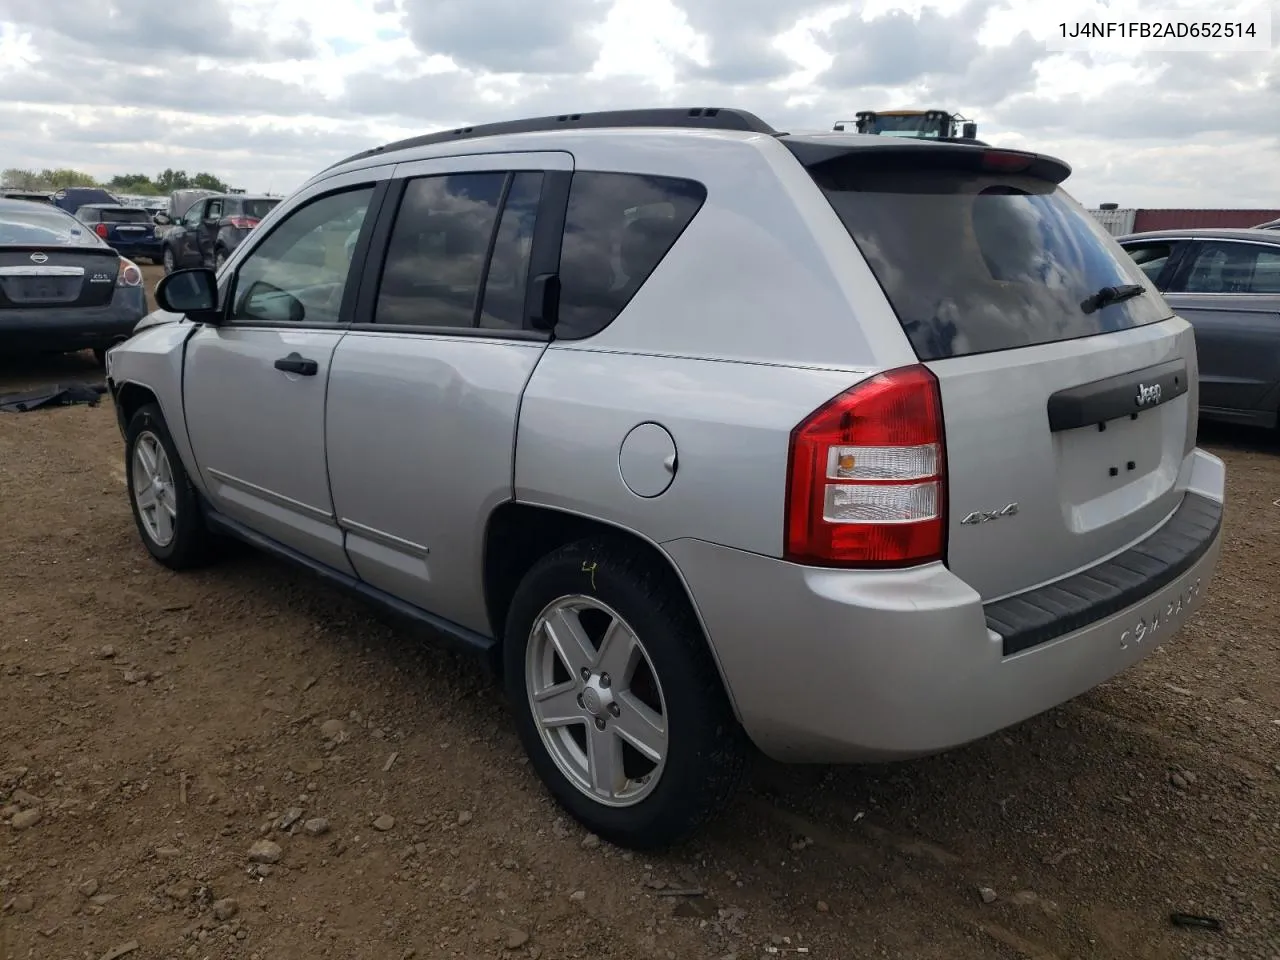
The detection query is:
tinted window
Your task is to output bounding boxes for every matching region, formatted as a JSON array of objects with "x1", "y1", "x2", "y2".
[
  {"x1": 243, "y1": 199, "x2": 280, "y2": 220},
  {"x1": 814, "y1": 167, "x2": 1171, "y2": 361},
  {"x1": 75, "y1": 207, "x2": 100, "y2": 222},
  {"x1": 0, "y1": 203, "x2": 101, "y2": 246},
  {"x1": 479, "y1": 172, "x2": 543, "y2": 331},
  {"x1": 1177, "y1": 241, "x2": 1280, "y2": 295},
  {"x1": 1123, "y1": 241, "x2": 1175, "y2": 285},
  {"x1": 97, "y1": 207, "x2": 152, "y2": 224},
  {"x1": 229, "y1": 187, "x2": 373, "y2": 326},
  {"x1": 555, "y1": 172, "x2": 707, "y2": 339},
  {"x1": 375, "y1": 173, "x2": 505, "y2": 328}
]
